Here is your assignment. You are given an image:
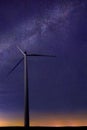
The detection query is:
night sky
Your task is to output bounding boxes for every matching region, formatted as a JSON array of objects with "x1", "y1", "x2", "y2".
[{"x1": 0, "y1": 0, "x2": 87, "y2": 126}]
